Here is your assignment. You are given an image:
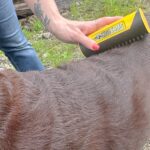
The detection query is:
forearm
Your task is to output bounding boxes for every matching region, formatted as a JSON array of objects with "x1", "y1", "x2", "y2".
[
  {"x1": 24, "y1": 0, "x2": 121, "y2": 49},
  {"x1": 24, "y1": 0, "x2": 62, "y2": 29}
]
